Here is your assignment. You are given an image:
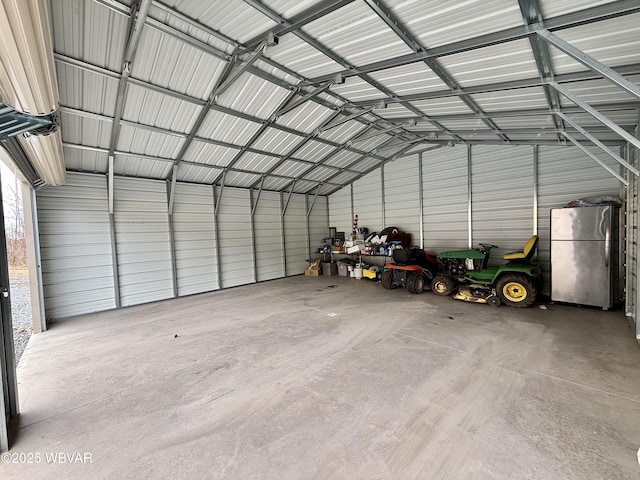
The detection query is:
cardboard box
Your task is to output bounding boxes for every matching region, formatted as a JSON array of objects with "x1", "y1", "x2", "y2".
[{"x1": 305, "y1": 259, "x2": 322, "y2": 276}]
